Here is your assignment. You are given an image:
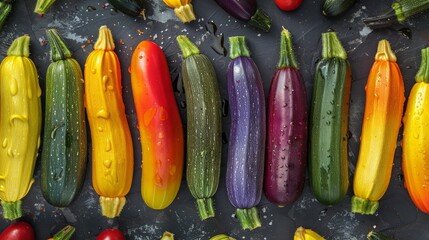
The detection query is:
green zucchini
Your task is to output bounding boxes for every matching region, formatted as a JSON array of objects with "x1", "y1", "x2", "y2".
[
  {"x1": 176, "y1": 35, "x2": 222, "y2": 220},
  {"x1": 309, "y1": 31, "x2": 351, "y2": 205},
  {"x1": 41, "y1": 29, "x2": 87, "y2": 207},
  {"x1": 321, "y1": 0, "x2": 356, "y2": 17},
  {"x1": 108, "y1": 0, "x2": 145, "y2": 18},
  {"x1": 0, "y1": 0, "x2": 13, "y2": 31},
  {"x1": 367, "y1": 231, "x2": 394, "y2": 240}
]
